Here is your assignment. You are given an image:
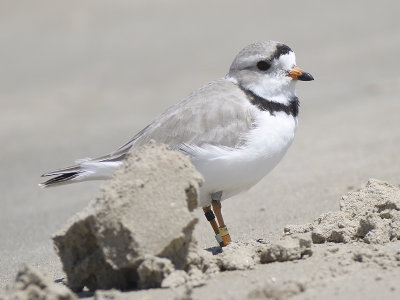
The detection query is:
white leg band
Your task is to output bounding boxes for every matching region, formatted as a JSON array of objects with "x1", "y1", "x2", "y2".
[{"x1": 215, "y1": 233, "x2": 223, "y2": 244}]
